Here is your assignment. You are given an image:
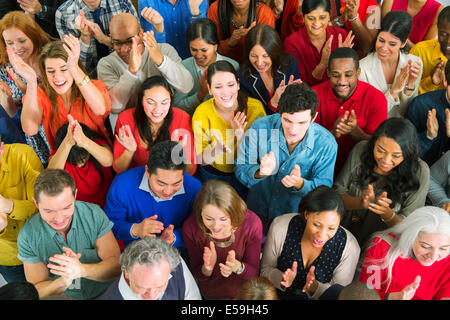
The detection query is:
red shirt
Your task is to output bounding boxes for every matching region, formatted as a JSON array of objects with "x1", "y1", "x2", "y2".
[
  {"x1": 313, "y1": 80, "x2": 387, "y2": 176},
  {"x1": 113, "y1": 107, "x2": 196, "y2": 174},
  {"x1": 359, "y1": 236, "x2": 450, "y2": 300},
  {"x1": 284, "y1": 26, "x2": 348, "y2": 87}
]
